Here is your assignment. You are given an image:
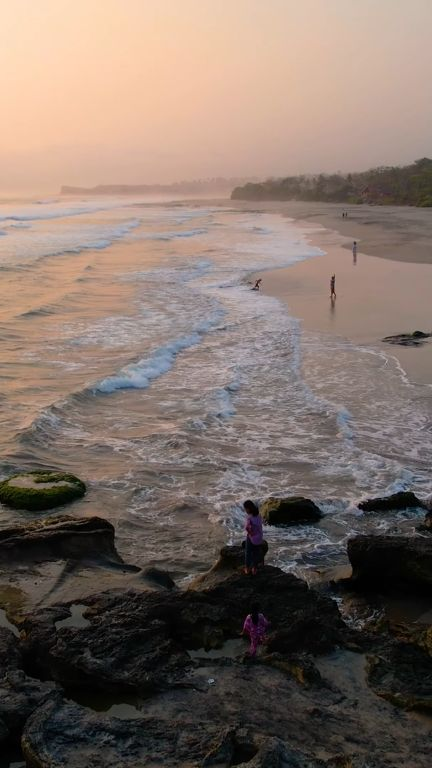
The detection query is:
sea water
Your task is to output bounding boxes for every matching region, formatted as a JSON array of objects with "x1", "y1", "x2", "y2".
[{"x1": 0, "y1": 197, "x2": 430, "y2": 579}]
